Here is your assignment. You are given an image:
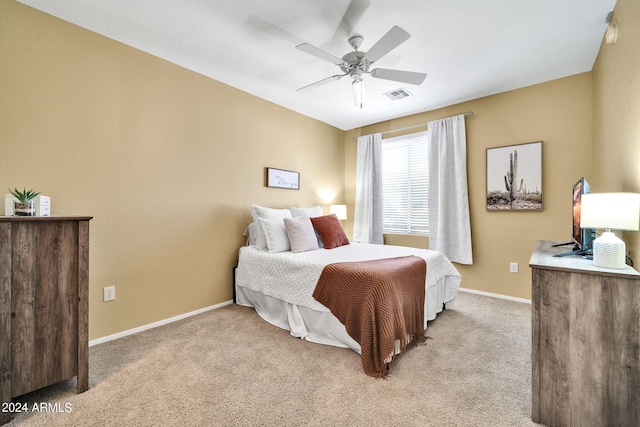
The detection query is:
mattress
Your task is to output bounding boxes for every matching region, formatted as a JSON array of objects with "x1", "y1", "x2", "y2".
[{"x1": 235, "y1": 243, "x2": 462, "y2": 351}]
